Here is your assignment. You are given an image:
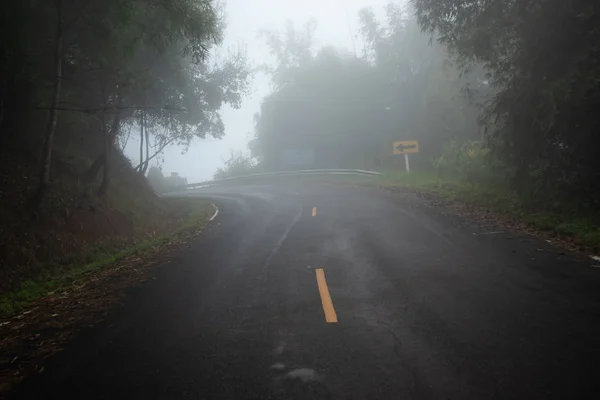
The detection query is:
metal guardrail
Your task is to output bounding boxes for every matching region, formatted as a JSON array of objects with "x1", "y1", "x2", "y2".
[{"x1": 180, "y1": 169, "x2": 383, "y2": 190}]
